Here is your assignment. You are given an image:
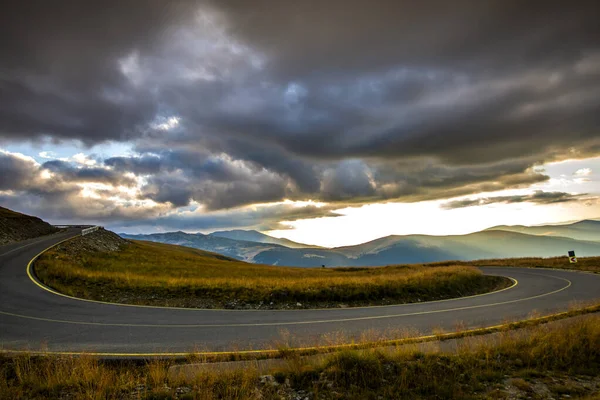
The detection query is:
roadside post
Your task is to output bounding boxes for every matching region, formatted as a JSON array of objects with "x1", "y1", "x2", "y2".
[{"x1": 568, "y1": 250, "x2": 577, "y2": 264}]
